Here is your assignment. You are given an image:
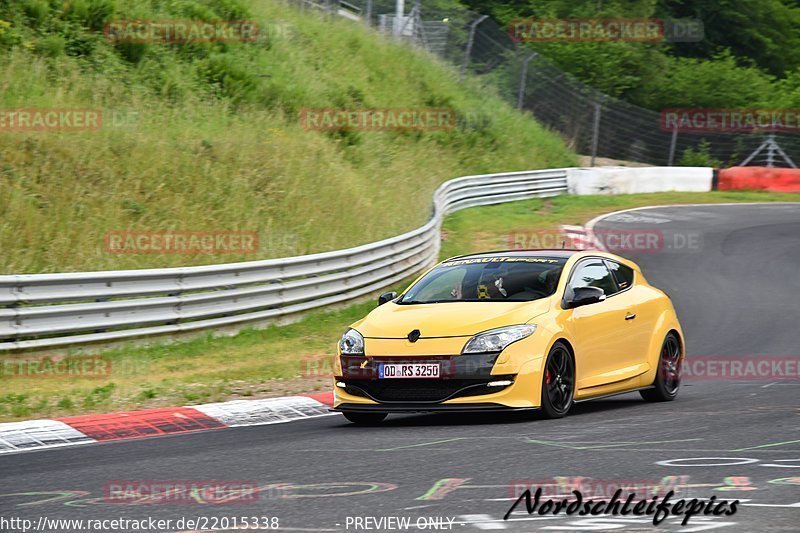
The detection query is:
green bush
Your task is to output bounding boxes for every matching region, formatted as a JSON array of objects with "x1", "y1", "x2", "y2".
[
  {"x1": 63, "y1": 0, "x2": 116, "y2": 32},
  {"x1": 678, "y1": 141, "x2": 723, "y2": 168},
  {"x1": 35, "y1": 34, "x2": 65, "y2": 57},
  {"x1": 22, "y1": 0, "x2": 49, "y2": 27},
  {"x1": 198, "y1": 53, "x2": 259, "y2": 103}
]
